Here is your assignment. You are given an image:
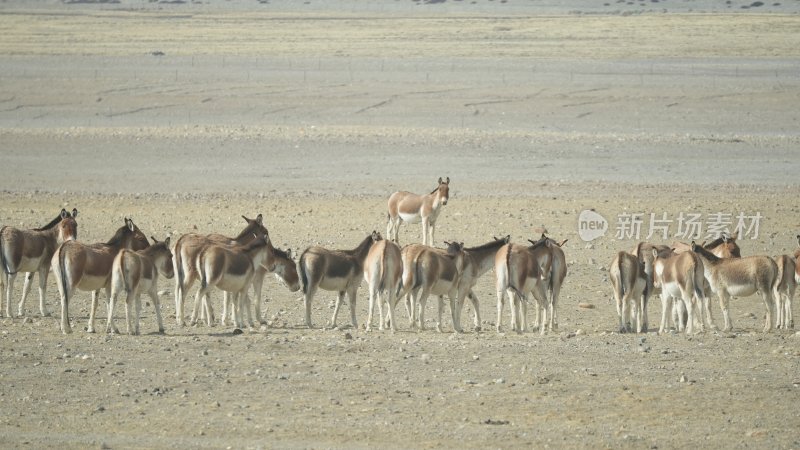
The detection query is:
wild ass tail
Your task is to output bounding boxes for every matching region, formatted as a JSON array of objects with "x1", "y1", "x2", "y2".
[{"x1": 298, "y1": 251, "x2": 309, "y2": 295}]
